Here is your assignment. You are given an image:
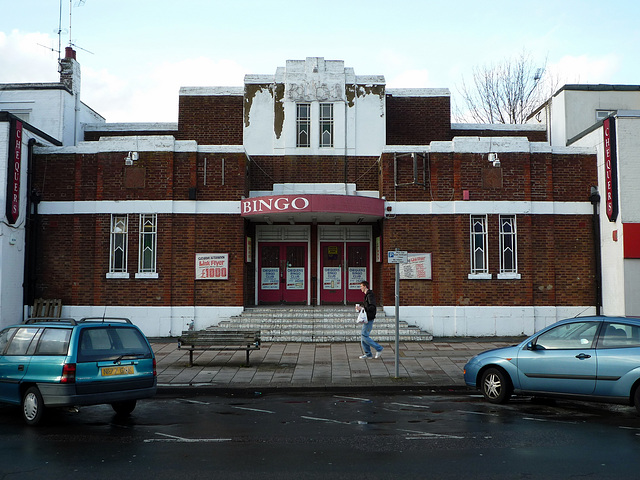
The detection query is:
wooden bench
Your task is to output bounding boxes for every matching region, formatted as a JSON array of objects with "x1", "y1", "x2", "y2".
[{"x1": 177, "y1": 330, "x2": 261, "y2": 367}]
